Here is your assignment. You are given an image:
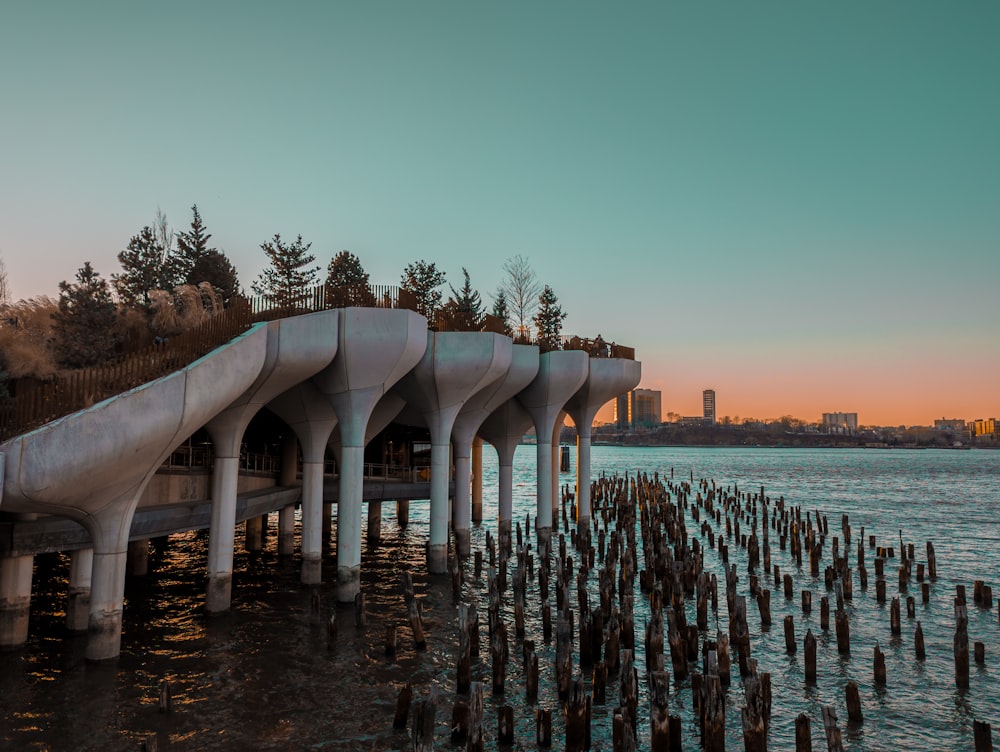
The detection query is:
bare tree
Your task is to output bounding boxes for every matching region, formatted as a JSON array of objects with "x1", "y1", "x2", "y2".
[
  {"x1": 153, "y1": 208, "x2": 176, "y2": 268},
  {"x1": 500, "y1": 255, "x2": 541, "y2": 335},
  {"x1": 0, "y1": 255, "x2": 8, "y2": 306}
]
